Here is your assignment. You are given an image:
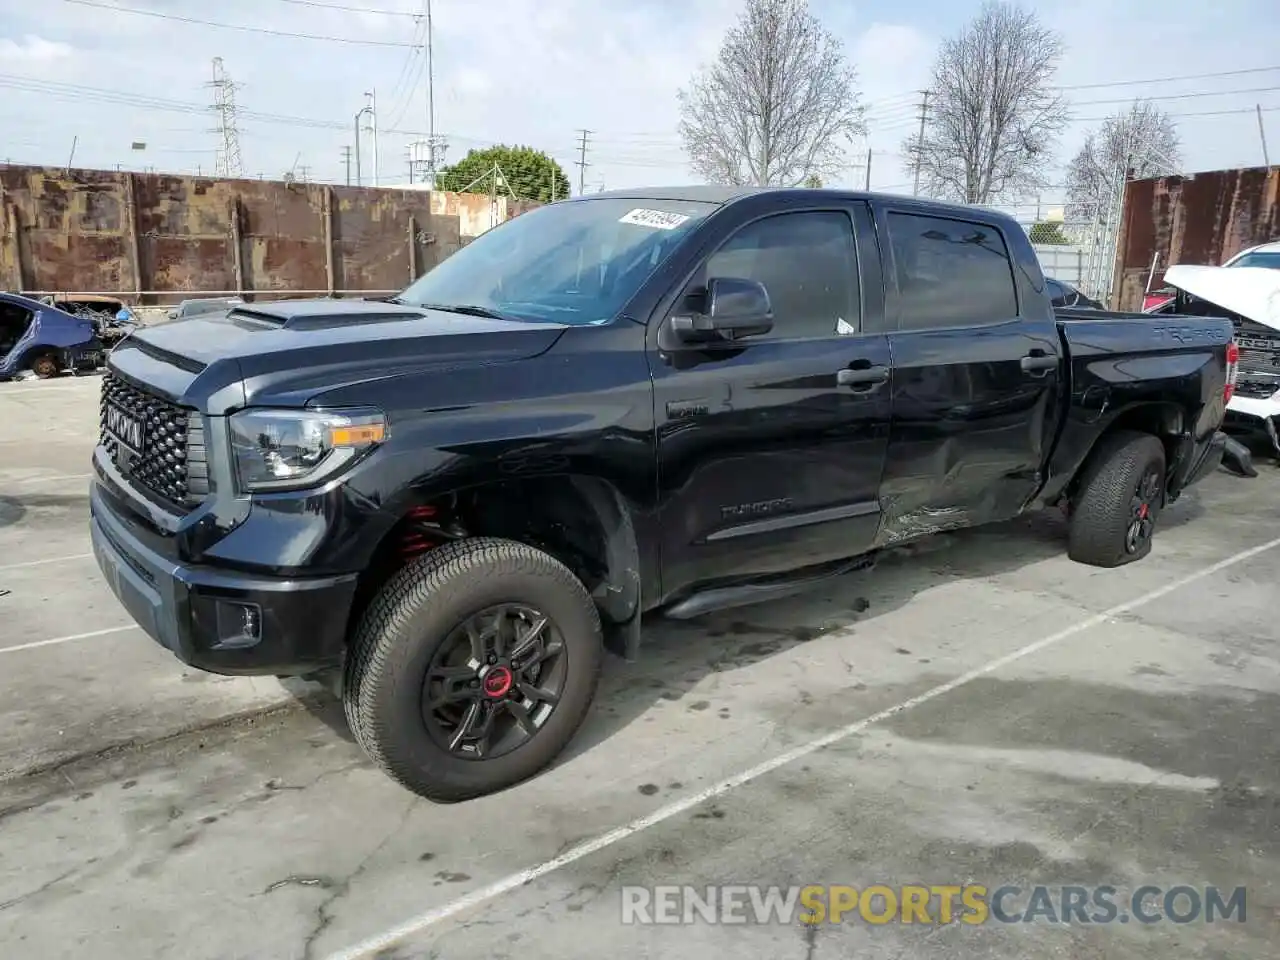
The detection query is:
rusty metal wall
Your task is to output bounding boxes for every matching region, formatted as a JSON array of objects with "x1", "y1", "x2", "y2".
[
  {"x1": 0, "y1": 165, "x2": 541, "y2": 304},
  {"x1": 1112, "y1": 165, "x2": 1280, "y2": 311}
]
